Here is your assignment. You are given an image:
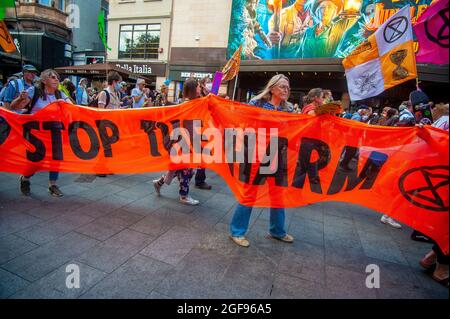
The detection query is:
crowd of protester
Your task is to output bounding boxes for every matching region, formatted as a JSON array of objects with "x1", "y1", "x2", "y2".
[{"x1": 1, "y1": 67, "x2": 448, "y2": 287}]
